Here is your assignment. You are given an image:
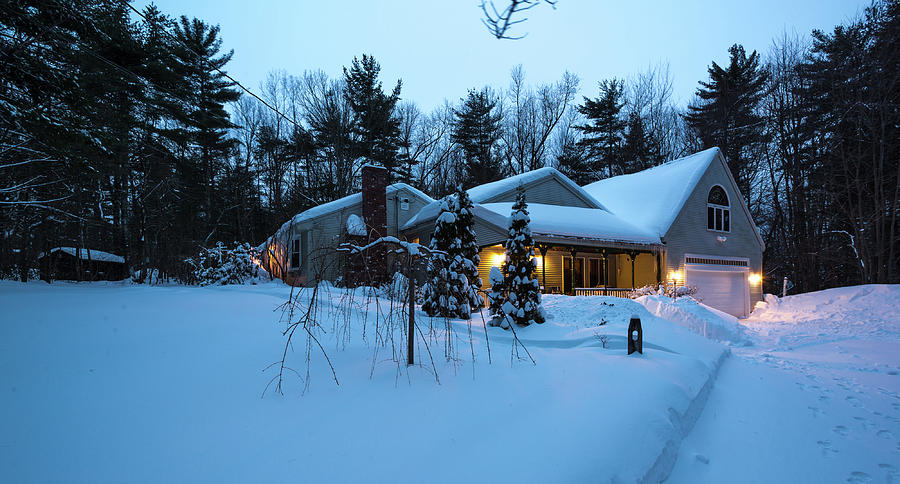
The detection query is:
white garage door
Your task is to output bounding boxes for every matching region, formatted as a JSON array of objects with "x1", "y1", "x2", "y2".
[{"x1": 685, "y1": 266, "x2": 749, "y2": 318}]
